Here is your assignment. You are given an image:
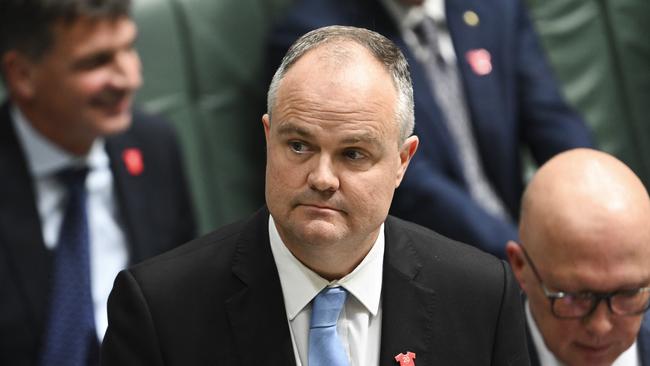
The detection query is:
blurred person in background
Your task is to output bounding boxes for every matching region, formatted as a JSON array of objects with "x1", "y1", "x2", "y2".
[
  {"x1": 507, "y1": 148, "x2": 650, "y2": 366},
  {"x1": 0, "y1": 0, "x2": 195, "y2": 365},
  {"x1": 267, "y1": 0, "x2": 593, "y2": 258}
]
